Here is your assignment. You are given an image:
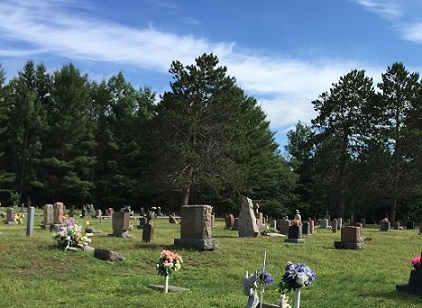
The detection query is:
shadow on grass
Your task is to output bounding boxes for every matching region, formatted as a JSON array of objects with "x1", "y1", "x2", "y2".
[{"x1": 366, "y1": 288, "x2": 422, "y2": 302}]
